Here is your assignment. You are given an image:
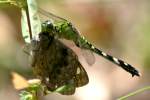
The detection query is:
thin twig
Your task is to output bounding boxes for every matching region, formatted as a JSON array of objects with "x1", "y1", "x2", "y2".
[
  {"x1": 118, "y1": 86, "x2": 150, "y2": 100},
  {"x1": 26, "y1": 6, "x2": 32, "y2": 40}
]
